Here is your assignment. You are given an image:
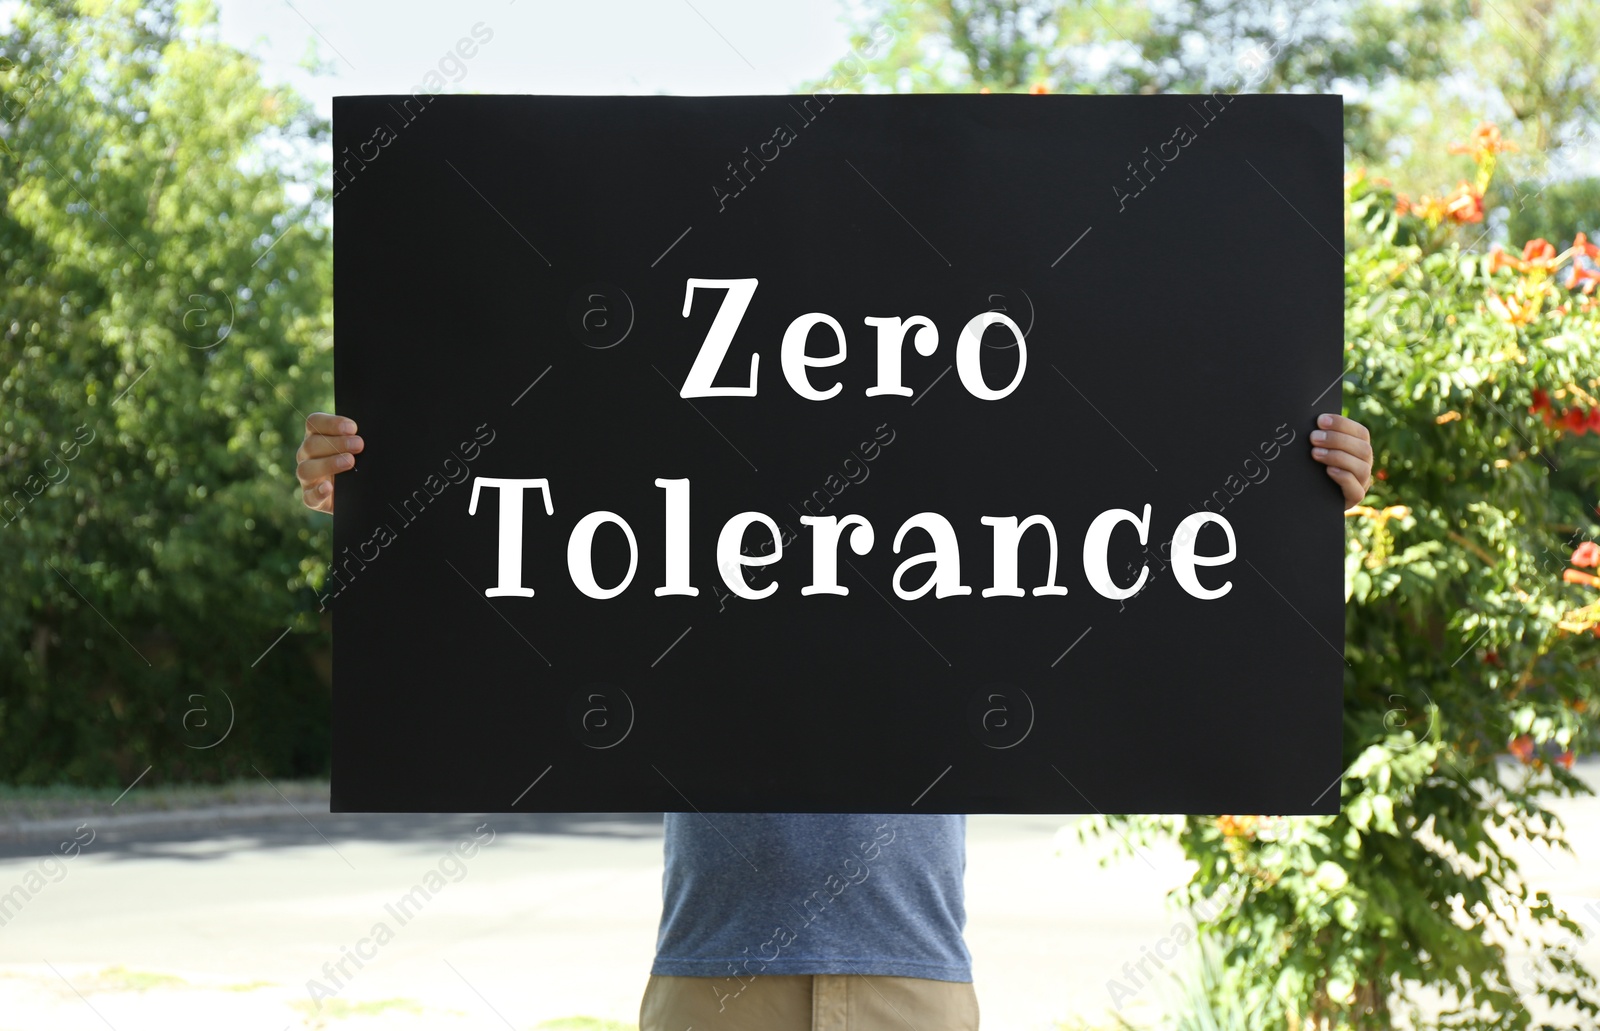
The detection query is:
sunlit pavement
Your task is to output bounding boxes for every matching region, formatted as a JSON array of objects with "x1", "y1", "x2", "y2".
[{"x1": 3, "y1": 766, "x2": 1600, "y2": 1031}]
